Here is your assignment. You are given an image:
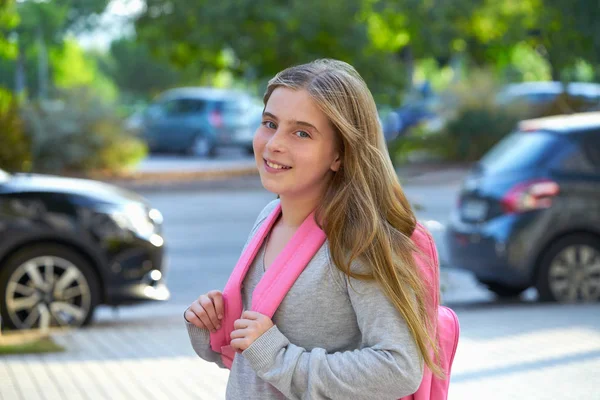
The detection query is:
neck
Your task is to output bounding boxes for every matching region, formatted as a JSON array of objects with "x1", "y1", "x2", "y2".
[{"x1": 278, "y1": 191, "x2": 323, "y2": 228}]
